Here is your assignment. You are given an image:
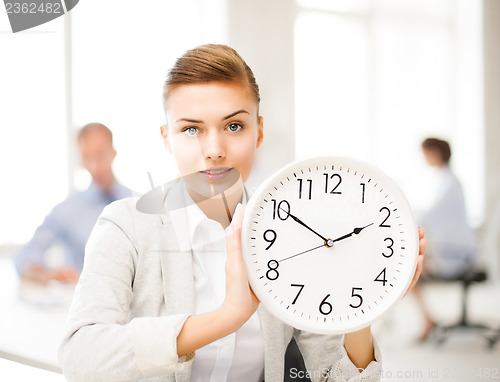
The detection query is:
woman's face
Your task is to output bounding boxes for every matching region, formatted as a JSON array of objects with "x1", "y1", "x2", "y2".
[
  {"x1": 423, "y1": 148, "x2": 444, "y2": 168},
  {"x1": 161, "y1": 82, "x2": 263, "y2": 198}
]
